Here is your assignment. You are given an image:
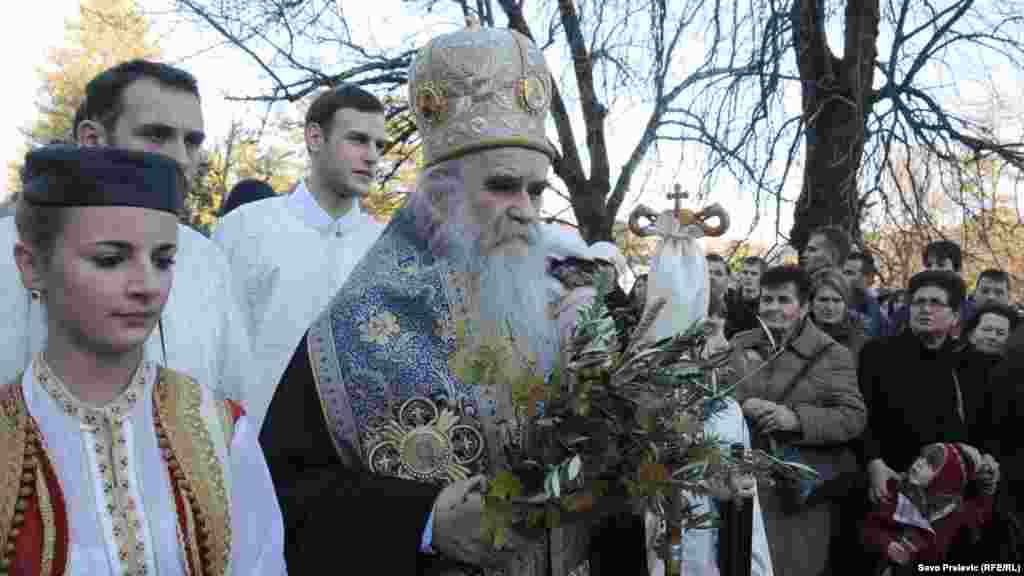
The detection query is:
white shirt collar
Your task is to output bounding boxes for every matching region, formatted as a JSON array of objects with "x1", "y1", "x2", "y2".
[{"x1": 287, "y1": 179, "x2": 364, "y2": 234}]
